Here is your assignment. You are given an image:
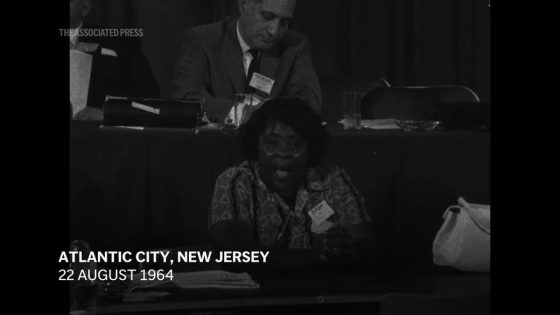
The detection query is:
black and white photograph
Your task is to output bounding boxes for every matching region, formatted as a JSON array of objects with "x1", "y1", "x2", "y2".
[{"x1": 65, "y1": 0, "x2": 491, "y2": 314}]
